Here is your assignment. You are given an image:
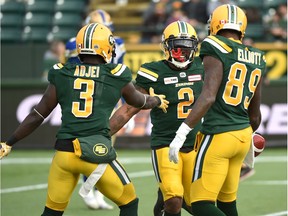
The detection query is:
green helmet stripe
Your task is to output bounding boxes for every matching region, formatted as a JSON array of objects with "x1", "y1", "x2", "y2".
[
  {"x1": 84, "y1": 23, "x2": 98, "y2": 48},
  {"x1": 228, "y1": 4, "x2": 236, "y2": 24},
  {"x1": 177, "y1": 21, "x2": 188, "y2": 34}
]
